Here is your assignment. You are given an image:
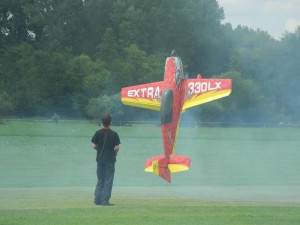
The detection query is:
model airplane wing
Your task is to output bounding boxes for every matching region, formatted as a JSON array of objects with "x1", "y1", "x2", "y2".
[
  {"x1": 121, "y1": 81, "x2": 165, "y2": 111},
  {"x1": 182, "y1": 78, "x2": 232, "y2": 111}
]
